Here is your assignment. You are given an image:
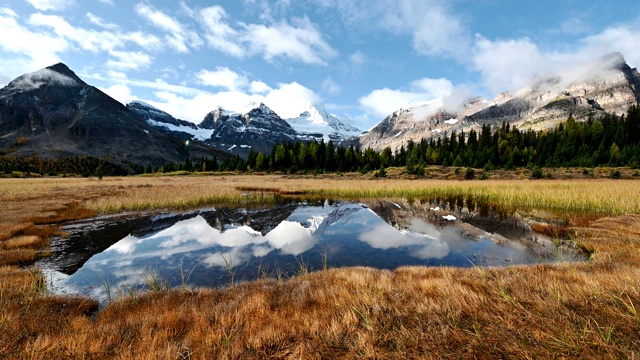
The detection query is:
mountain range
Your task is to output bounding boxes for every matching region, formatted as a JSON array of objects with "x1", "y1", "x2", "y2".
[
  {"x1": 130, "y1": 100, "x2": 364, "y2": 158},
  {"x1": 1, "y1": 53, "x2": 639, "y2": 168},
  {"x1": 360, "y1": 52, "x2": 640, "y2": 151}
]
